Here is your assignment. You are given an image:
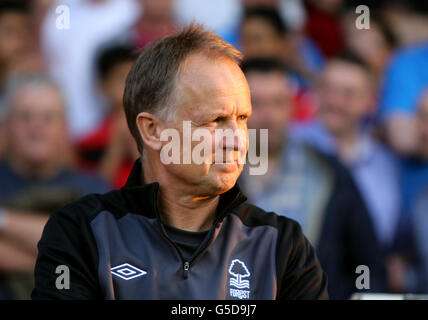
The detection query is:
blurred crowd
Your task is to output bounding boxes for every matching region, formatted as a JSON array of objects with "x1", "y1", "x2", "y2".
[{"x1": 0, "y1": 0, "x2": 428, "y2": 300}]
